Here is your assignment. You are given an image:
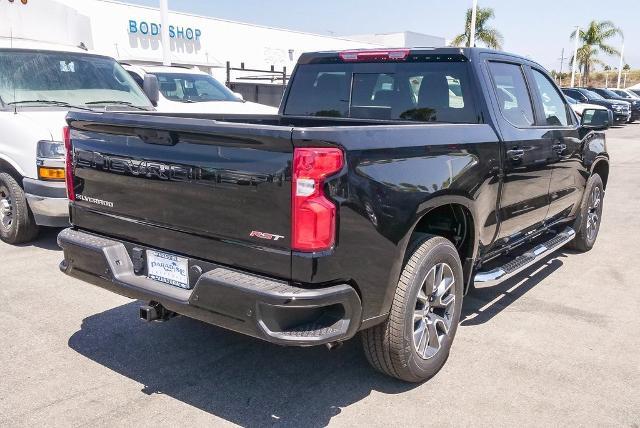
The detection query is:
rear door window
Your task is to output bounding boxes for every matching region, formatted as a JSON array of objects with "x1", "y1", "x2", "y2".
[
  {"x1": 487, "y1": 62, "x2": 535, "y2": 127},
  {"x1": 284, "y1": 59, "x2": 478, "y2": 123}
]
